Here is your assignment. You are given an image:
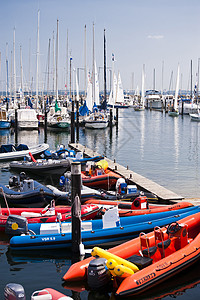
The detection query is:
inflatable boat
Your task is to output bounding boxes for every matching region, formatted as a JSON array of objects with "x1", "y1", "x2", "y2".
[
  {"x1": 0, "y1": 173, "x2": 70, "y2": 207},
  {"x1": 9, "y1": 205, "x2": 200, "y2": 251},
  {"x1": 0, "y1": 203, "x2": 100, "y2": 232},
  {"x1": 81, "y1": 169, "x2": 121, "y2": 190},
  {"x1": 81, "y1": 159, "x2": 122, "y2": 190},
  {"x1": 63, "y1": 211, "x2": 200, "y2": 297},
  {"x1": 9, "y1": 158, "x2": 71, "y2": 176},
  {"x1": 84, "y1": 196, "x2": 193, "y2": 216}
]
